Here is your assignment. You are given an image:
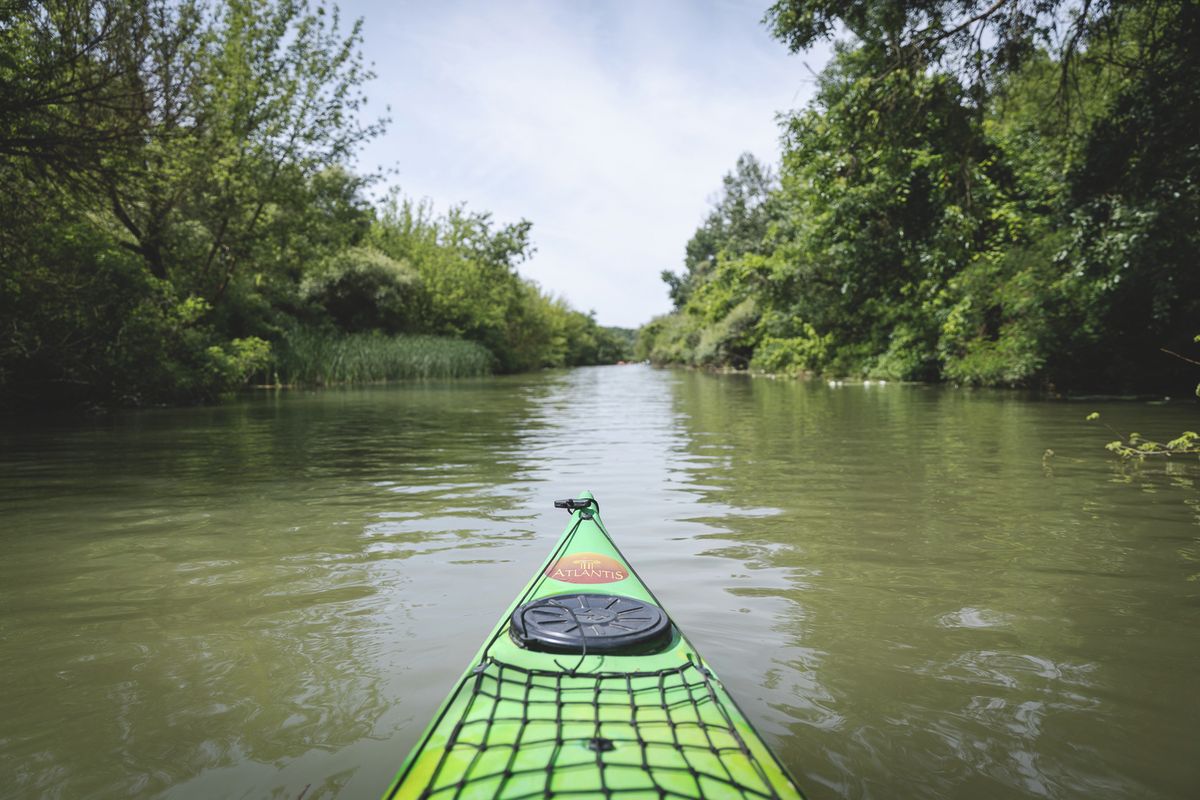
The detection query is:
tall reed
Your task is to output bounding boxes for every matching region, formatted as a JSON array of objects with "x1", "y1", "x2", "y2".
[{"x1": 271, "y1": 329, "x2": 493, "y2": 385}]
